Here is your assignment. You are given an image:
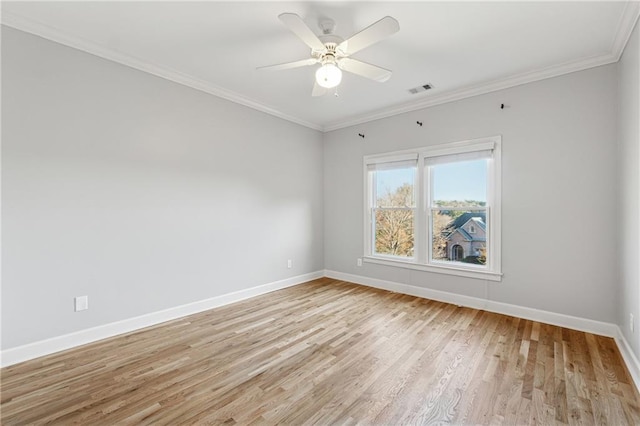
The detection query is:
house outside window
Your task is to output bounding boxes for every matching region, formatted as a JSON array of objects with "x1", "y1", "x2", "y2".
[
  {"x1": 442, "y1": 214, "x2": 486, "y2": 265},
  {"x1": 364, "y1": 136, "x2": 502, "y2": 281}
]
